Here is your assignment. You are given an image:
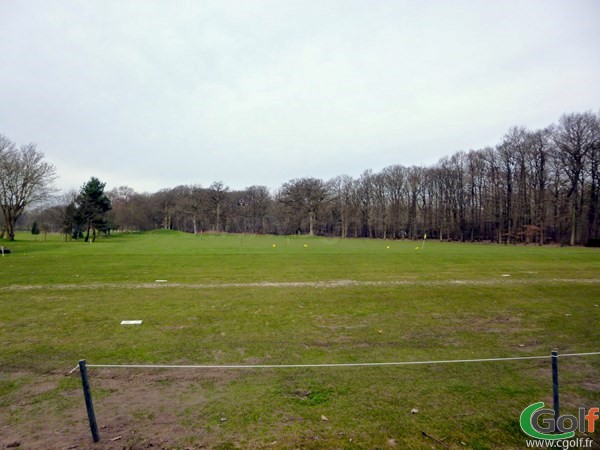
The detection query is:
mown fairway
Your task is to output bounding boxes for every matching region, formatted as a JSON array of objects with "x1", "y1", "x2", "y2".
[{"x1": 1, "y1": 231, "x2": 599, "y2": 449}]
